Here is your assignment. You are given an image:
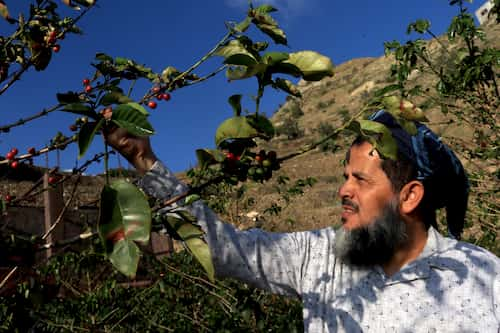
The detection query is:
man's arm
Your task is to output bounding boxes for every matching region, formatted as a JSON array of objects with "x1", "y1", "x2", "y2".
[
  {"x1": 104, "y1": 124, "x2": 308, "y2": 297},
  {"x1": 138, "y1": 159, "x2": 307, "y2": 296}
]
